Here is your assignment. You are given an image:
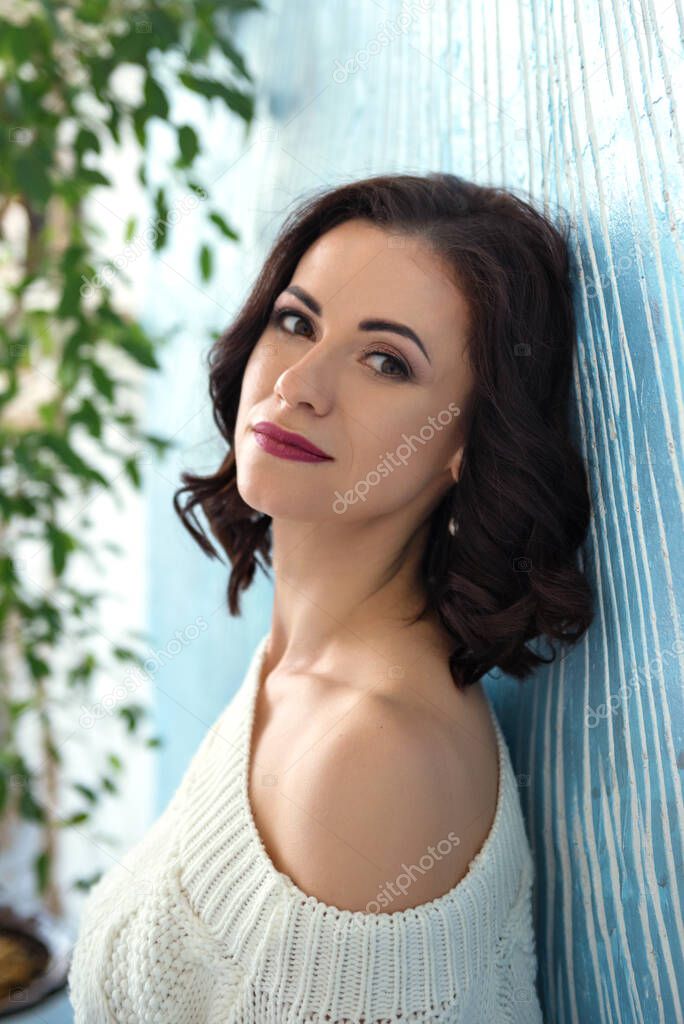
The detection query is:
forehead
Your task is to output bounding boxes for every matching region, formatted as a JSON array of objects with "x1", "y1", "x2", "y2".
[{"x1": 289, "y1": 220, "x2": 469, "y2": 338}]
